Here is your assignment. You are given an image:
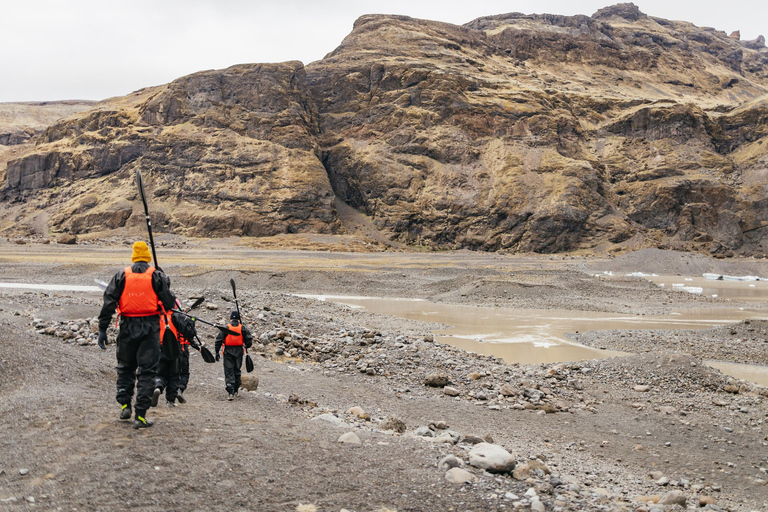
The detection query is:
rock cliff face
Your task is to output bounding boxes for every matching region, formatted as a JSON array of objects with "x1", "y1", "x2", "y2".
[
  {"x1": 1, "y1": 63, "x2": 337, "y2": 237},
  {"x1": 2, "y1": 3, "x2": 768, "y2": 254}
]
